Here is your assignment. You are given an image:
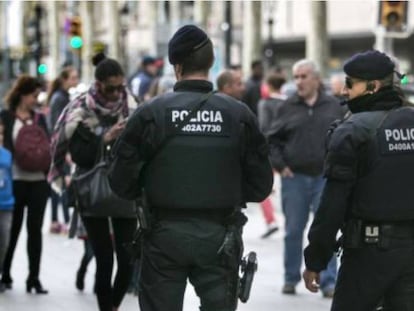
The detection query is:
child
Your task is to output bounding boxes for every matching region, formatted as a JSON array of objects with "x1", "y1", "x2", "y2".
[{"x1": 0, "y1": 122, "x2": 14, "y2": 292}]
